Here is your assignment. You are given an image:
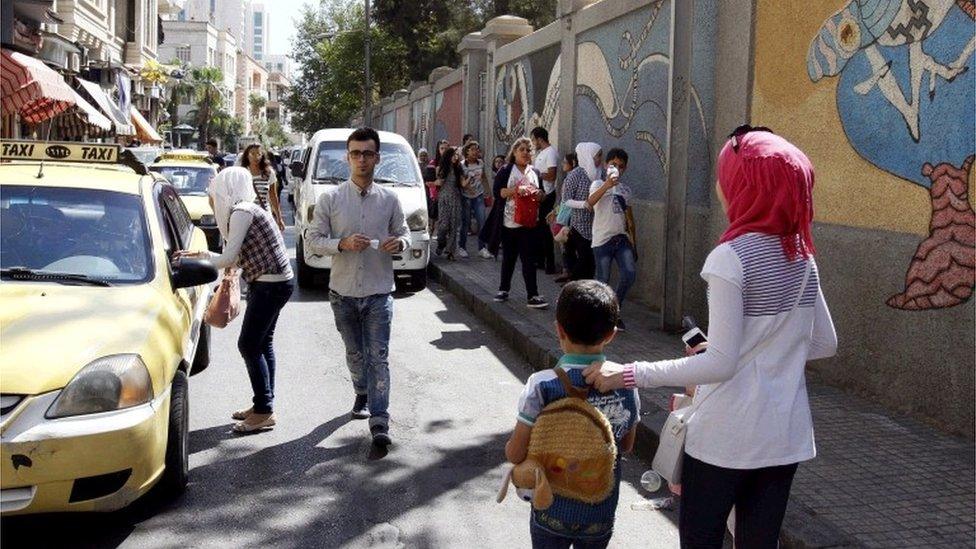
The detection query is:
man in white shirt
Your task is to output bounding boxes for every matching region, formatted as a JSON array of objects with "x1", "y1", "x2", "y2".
[{"x1": 531, "y1": 126, "x2": 559, "y2": 274}]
